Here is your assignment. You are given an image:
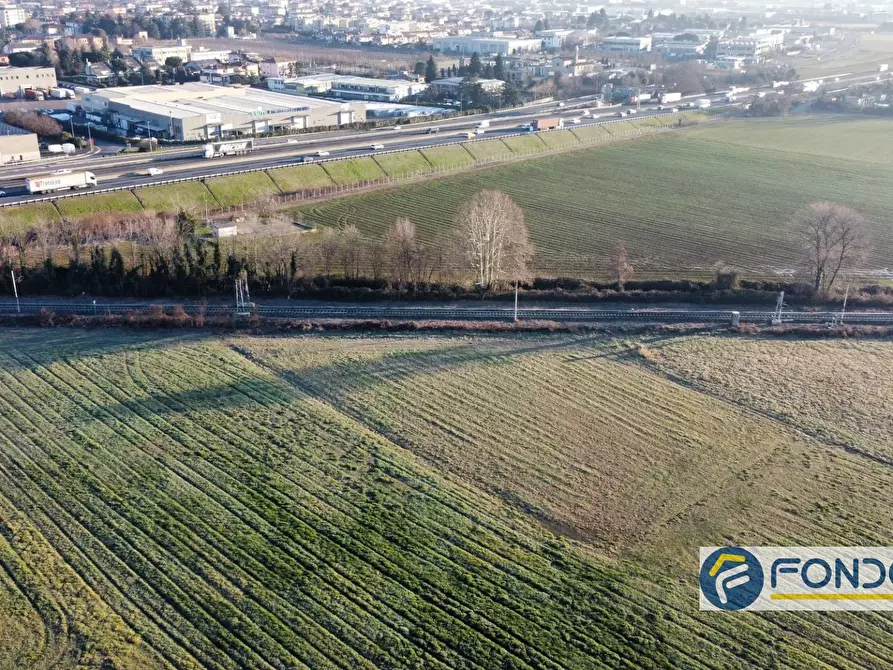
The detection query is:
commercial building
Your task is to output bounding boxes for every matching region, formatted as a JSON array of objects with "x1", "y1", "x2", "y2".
[
  {"x1": 260, "y1": 58, "x2": 298, "y2": 78},
  {"x1": 0, "y1": 121, "x2": 39, "y2": 164},
  {"x1": 0, "y1": 5, "x2": 26, "y2": 28},
  {"x1": 716, "y1": 34, "x2": 783, "y2": 62},
  {"x1": 430, "y1": 77, "x2": 505, "y2": 96},
  {"x1": 268, "y1": 74, "x2": 427, "y2": 102},
  {"x1": 0, "y1": 66, "x2": 57, "y2": 94},
  {"x1": 599, "y1": 36, "x2": 652, "y2": 52},
  {"x1": 433, "y1": 35, "x2": 542, "y2": 55},
  {"x1": 132, "y1": 43, "x2": 193, "y2": 64},
  {"x1": 80, "y1": 83, "x2": 365, "y2": 141}
]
